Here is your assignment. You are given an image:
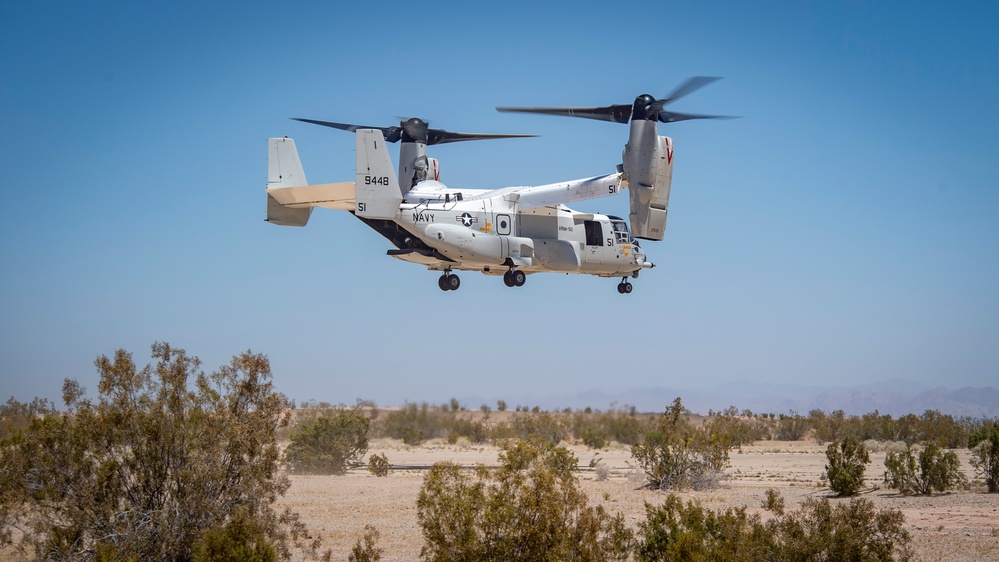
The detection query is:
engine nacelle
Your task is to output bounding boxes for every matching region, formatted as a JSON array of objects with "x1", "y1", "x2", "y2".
[
  {"x1": 623, "y1": 120, "x2": 673, "y2": 241},
  {"x1": 425, "y1": 223, "x2": 534, "y2": 266}
]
